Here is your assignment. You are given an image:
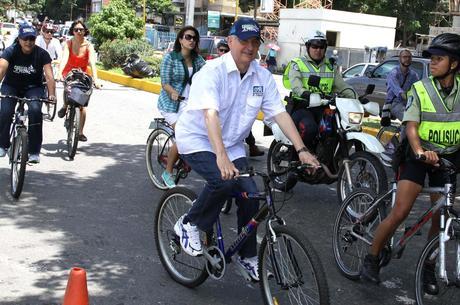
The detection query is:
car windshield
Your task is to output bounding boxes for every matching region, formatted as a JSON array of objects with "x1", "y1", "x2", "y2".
[{"x1": 199, "y1": 38, "x2": 213, "y2": 53}]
